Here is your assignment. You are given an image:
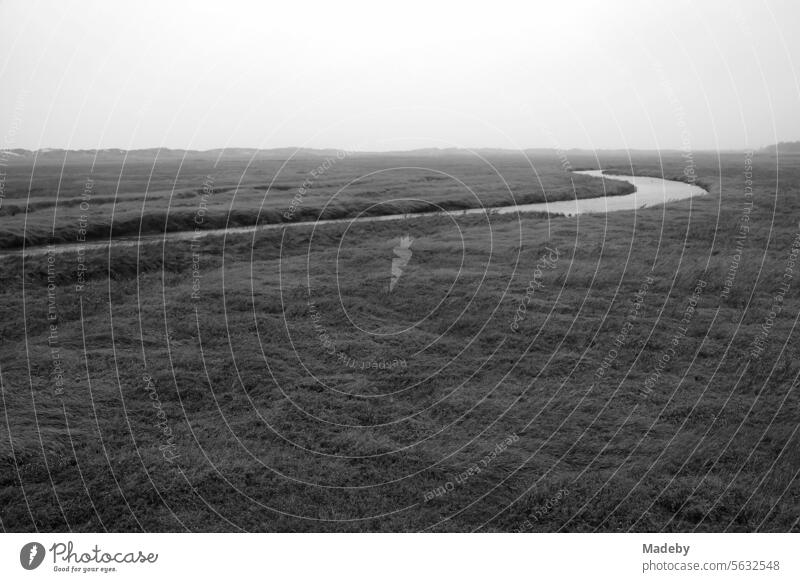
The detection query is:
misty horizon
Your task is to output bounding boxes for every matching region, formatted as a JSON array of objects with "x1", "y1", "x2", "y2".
[
  {"x1": 3, "y1": 143, "x2": 797, "y2": 155},
  {"x1": 3, "y1": 0, "x2": 800, "y2": 153}
]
